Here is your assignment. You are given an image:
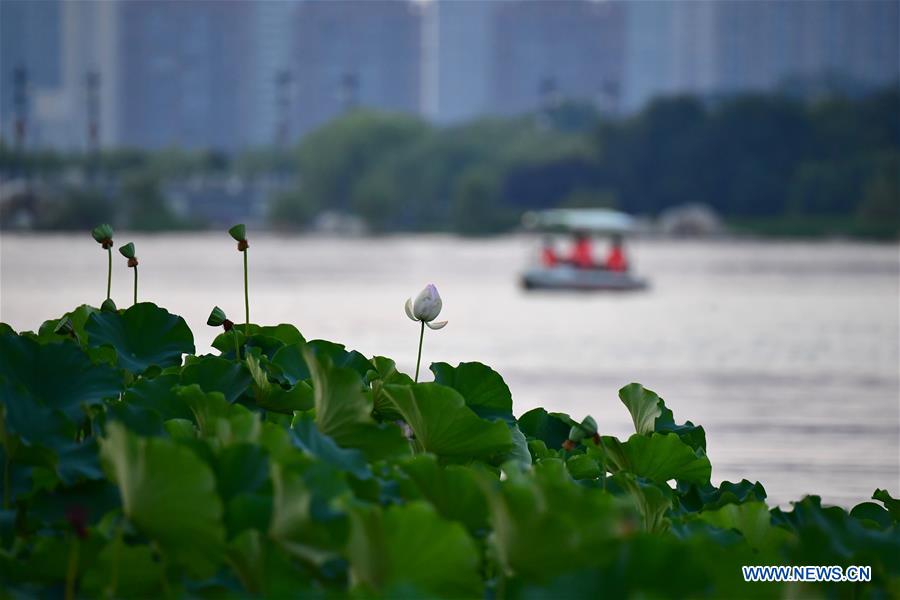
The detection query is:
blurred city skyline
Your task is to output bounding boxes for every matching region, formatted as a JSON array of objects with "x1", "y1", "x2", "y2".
[{"x1": 2, "y1": 0, "x2": 898, "y2": 152}]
